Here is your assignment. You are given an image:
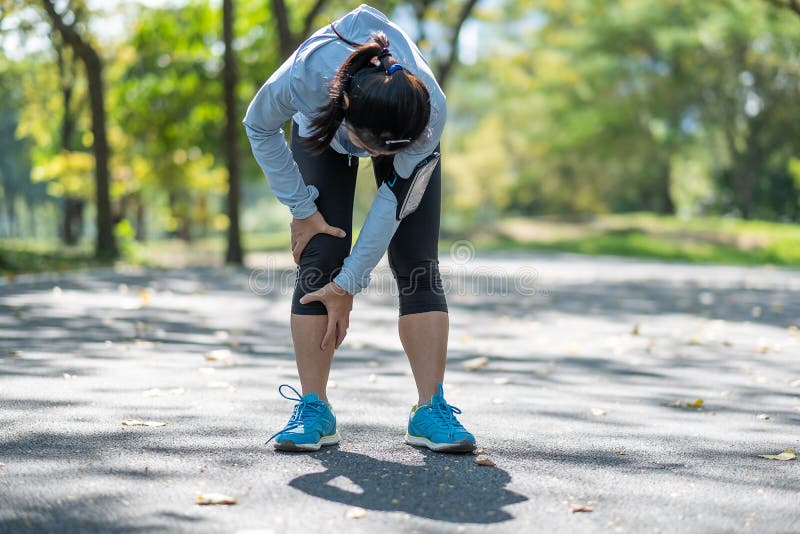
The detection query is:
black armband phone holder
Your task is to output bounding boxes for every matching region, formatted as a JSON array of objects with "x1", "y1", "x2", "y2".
[{"x1": 385, "y1": 152, "x2": 440, "y2": 221}]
